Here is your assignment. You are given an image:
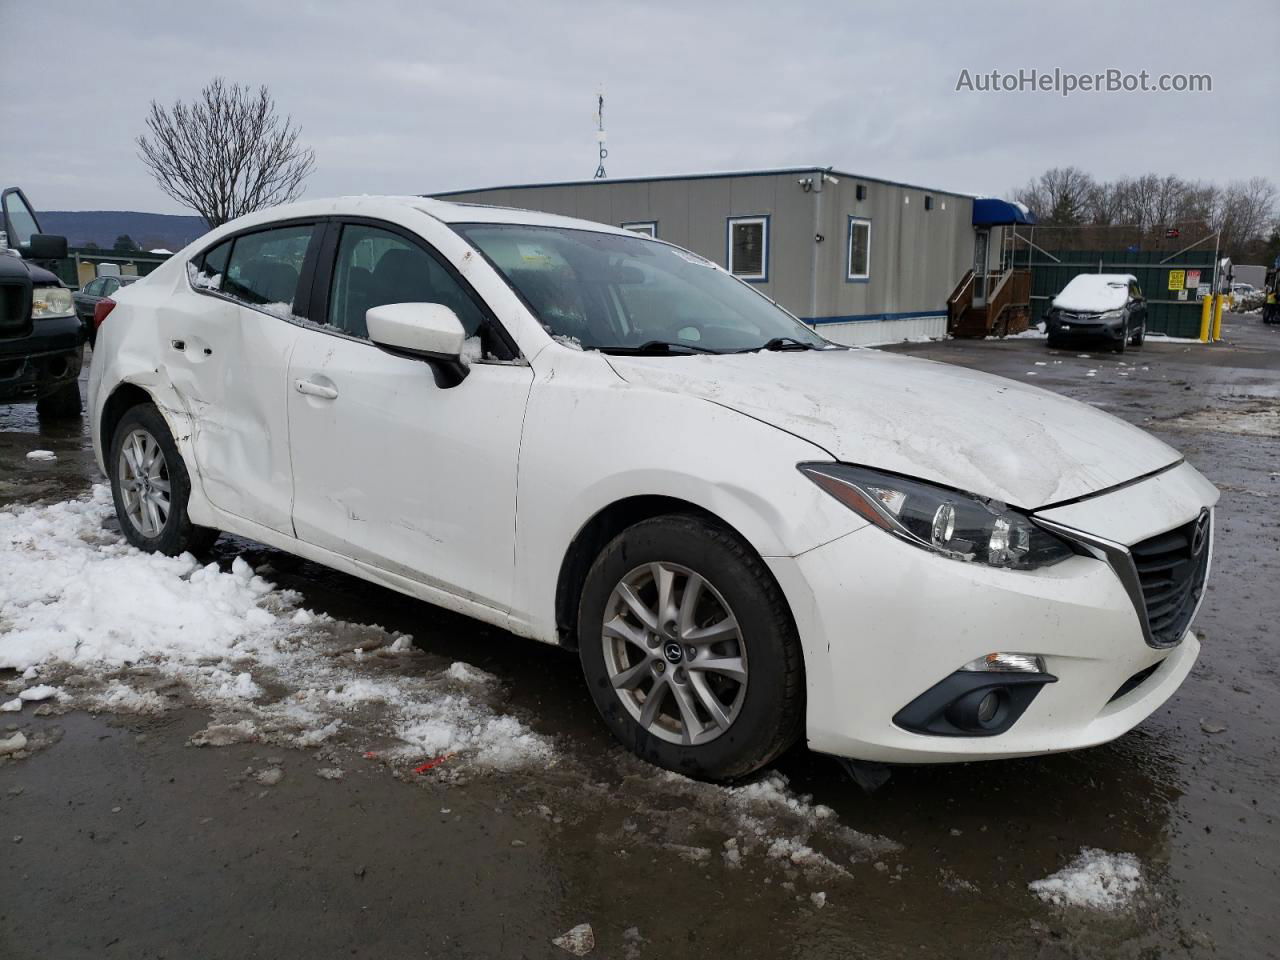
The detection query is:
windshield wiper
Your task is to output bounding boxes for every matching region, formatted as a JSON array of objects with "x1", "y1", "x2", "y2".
[
  {"x1": 741, "y1": 336, "x2": 818, "y2": 352},
  {"x1": 597, "y1": 340, "x2": 719, "y2": 355}
]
